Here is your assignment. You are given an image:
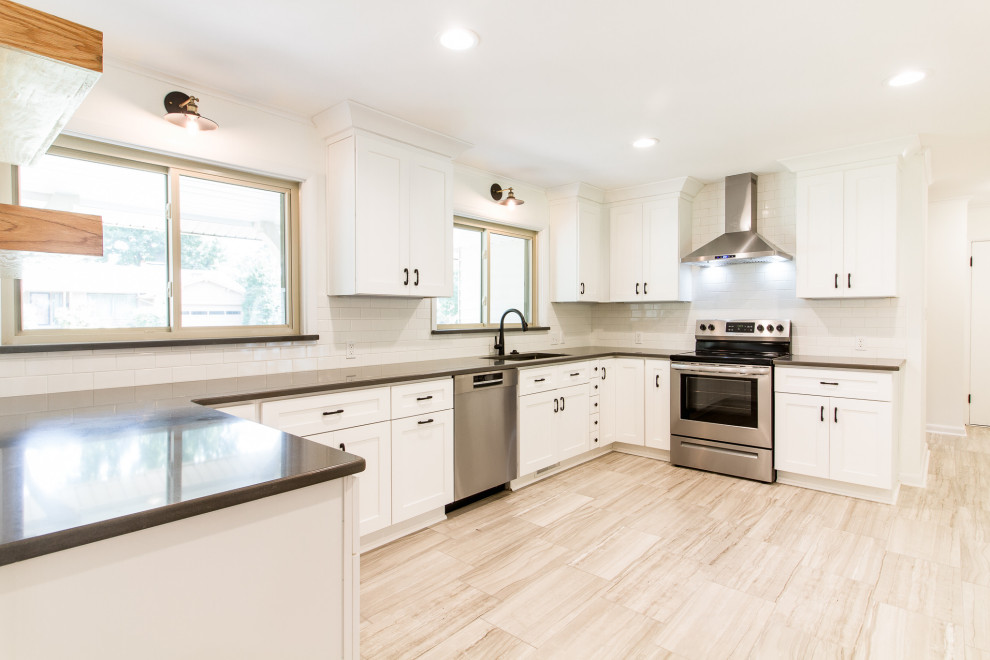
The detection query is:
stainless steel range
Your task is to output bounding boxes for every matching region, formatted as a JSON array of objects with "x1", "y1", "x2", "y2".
[{"x1": 669, "y1": 319, "x2": 792, "y2": 483}]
